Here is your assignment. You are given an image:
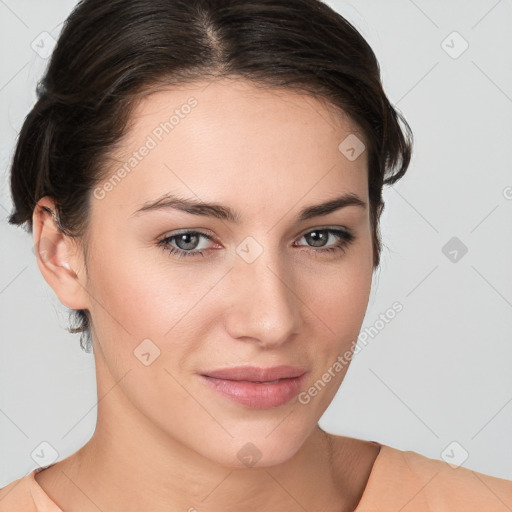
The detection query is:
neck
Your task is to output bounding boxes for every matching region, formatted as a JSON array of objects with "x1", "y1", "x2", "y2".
[{"x1": 65, "y1": 419, "x2": 345, "y2": 511}]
